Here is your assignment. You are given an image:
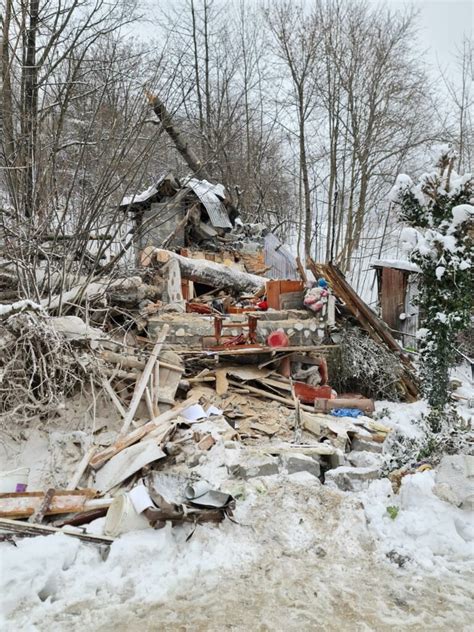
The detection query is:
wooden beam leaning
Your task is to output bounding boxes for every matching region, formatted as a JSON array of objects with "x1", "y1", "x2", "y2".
[{"x1": 120, "y1": 324, "x2": 170, "y2": 435}]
